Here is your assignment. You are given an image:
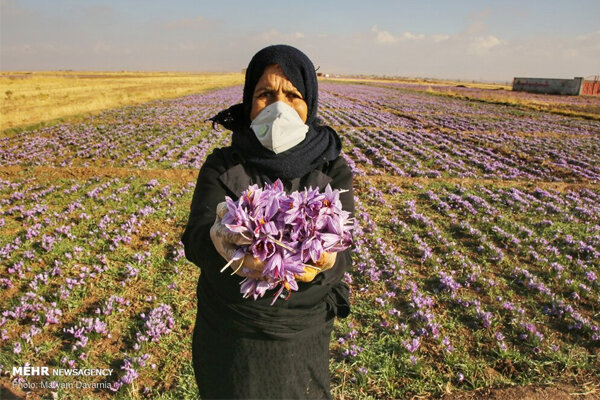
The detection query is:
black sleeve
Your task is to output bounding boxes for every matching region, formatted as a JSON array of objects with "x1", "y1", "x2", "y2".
[
  {"x1": 325, "y1": 155, "x2": 356, "y2": 278},
  {"x1": 181, "y1": 149, "x2": 228, "y2": 271},
  {"x1": 329, "y1": 156, "x2": 355, "y2": 219}
]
